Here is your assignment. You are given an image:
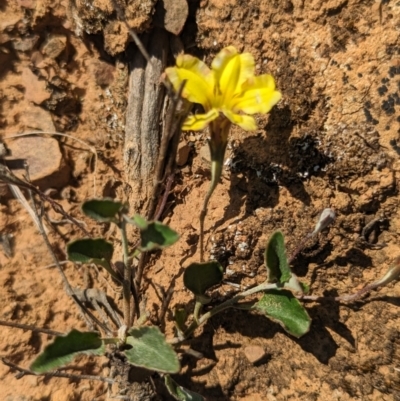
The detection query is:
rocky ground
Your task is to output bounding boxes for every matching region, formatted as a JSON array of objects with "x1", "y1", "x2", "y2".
[{"x1": 0, "y1": 0, "x2": 400, "y2": 400}]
